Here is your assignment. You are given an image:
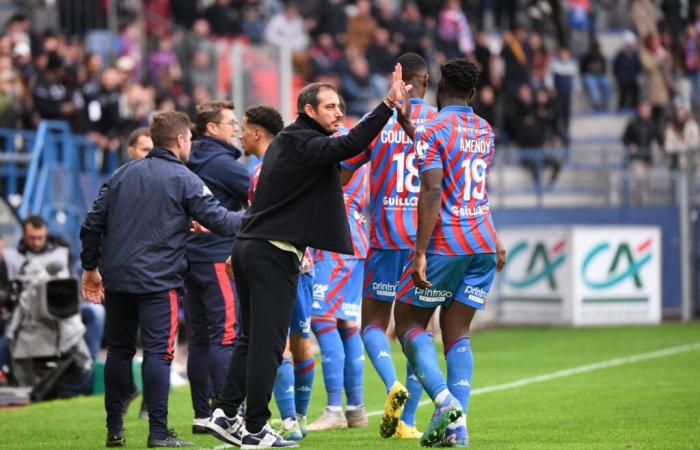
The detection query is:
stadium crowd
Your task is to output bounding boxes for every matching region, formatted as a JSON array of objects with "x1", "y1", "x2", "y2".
[{"x1": 0, "y1": 1, "x2": 699, "y2": 178}]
